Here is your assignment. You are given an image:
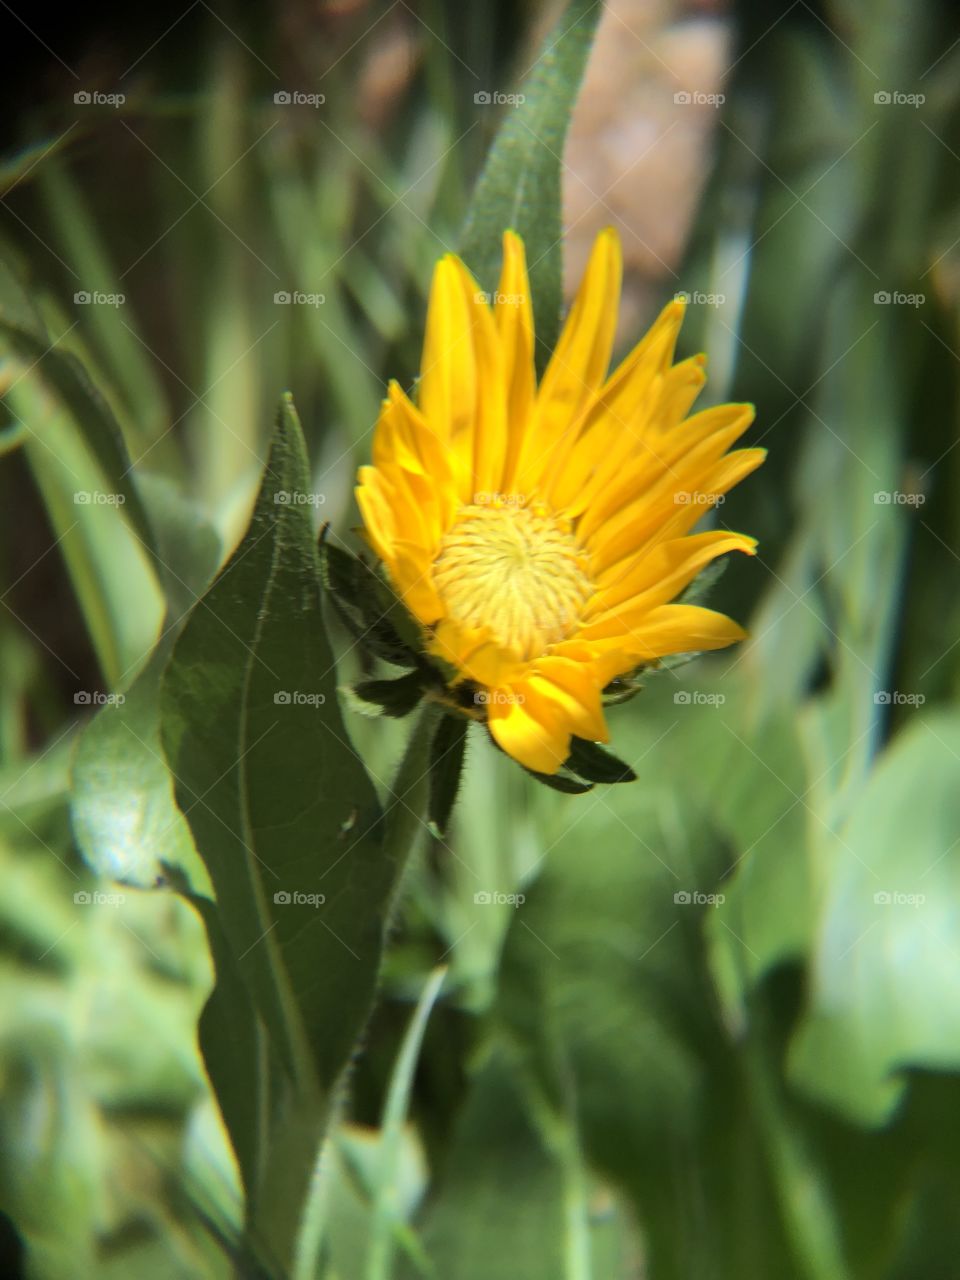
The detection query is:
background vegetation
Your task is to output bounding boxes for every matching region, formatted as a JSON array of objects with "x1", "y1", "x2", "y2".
[{"x1": 2, "y1": 1, "x2": 960, "y2": 1277}]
